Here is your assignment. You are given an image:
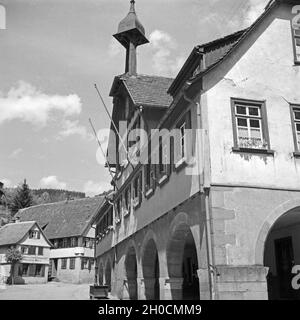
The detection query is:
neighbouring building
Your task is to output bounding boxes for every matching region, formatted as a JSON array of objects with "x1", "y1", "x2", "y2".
[
  {"x1": 0, "y1": 221, "x2": 52, "y2": 284},
  {"x1": 94, "y1": 0, "x2": 300, "y2": 300},
  {"x1": 17, "y1": 197, "x2": 105, "y2": 284}
]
